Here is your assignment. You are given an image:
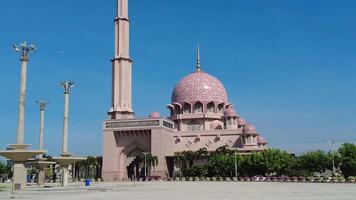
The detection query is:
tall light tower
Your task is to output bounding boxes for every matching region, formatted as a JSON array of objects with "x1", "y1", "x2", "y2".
[
  {"x1": 14, "y1": 42, "x2": 36, "y2": 146},
  {"x1": 53, "y1": 81, "x2": 85, "y2": 187},
  {"x1": 37, "y1": 100, "x2": 49, "y2": 157},
  {"x1": 28, "y1": 100, "x2": 56, "y2": 186},
  {"x1": 60, "y1": 81, "x2": 74, "y2": 156},
  {"x1": 0, "y1": 42, "x2": 45, "y2": 191}
]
